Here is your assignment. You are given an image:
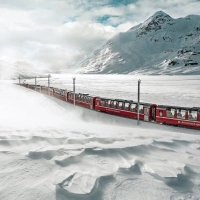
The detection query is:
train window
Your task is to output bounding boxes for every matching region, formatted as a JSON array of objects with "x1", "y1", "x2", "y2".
[
  {"x1": 130, "y1": 104, "x2": 137, "y2": 112},
  {"x1": 124, "y1": 103, "x2": 129, "y2": 111},
  {"x1": 171, "y1": 109, "x2": 175, "y2": 117},
  {"x1": 61, "y1": 90, "x2": 66, "y2": 96},
  {"x1": 166, "y1": 108, "x2": 175, "y2": 118},
  {"x1": 118, "y1": 102, "x2": 123, "y2": 109},
  {"x1": 110, "y1": 101, "x2": 114, "y2": 108},
  {"x1": 177, "y1": 109, "x2": 186, "y2": 119},
  {"x1": 100, "y1": 100, "x2": 105, "y2": 106},
  {"x1": 159, "y1": 111, "x2": 163, "y2": 117},
  {"x1": 106, "y1": 100, "x2": 111, "y2": 107},
  {"x1": 113, "y1": 101, "x2": 117, "y2": 108},
  {"x1": 188, "y1": 110, "x2": 197, "y2": 121},
  {"x1": 105, "y1": 100, "x2": 108, "y2": 107},
  {"x1": 130, "y1": 104, "x2": 134, "y2": 111},
  {"x1": 139, "y1": 105, "x2": 143, "y2": 113}
]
